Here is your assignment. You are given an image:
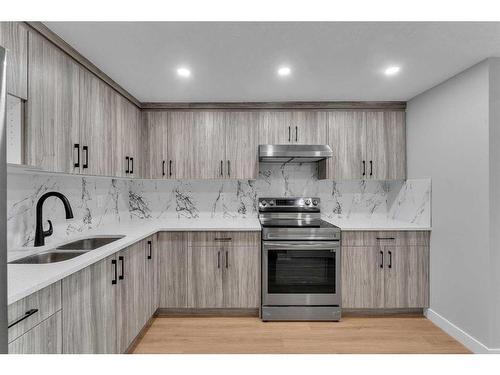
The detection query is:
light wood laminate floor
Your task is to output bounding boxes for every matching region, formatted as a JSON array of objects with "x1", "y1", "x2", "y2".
[{"x1": 132, "y1": 315, "x2": 470, "y2": 354}]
